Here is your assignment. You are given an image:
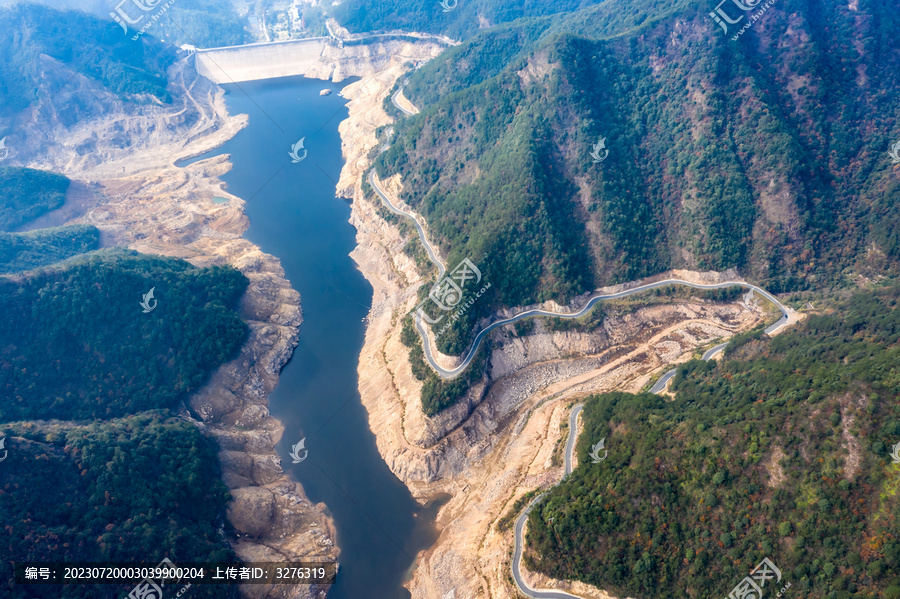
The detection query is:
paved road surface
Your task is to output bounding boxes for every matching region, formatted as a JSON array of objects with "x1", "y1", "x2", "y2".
[
  {"x1": 702, "y1": 342, "x2": 729, "y2": 361},
  {"x1": 563, "y1": 404, "x2": 583, "y2": 476},
  {"x1": 649, "y1": 368, "x2": 678, "y2": 394},
  {"x1": 650, "y1": 341, "x2": 729, "y2": 394},
  {"x1": 511, "y1": 338, "x2": 754, "y2": 596},
  {"x1": 390, "y1": 83, "x2": 417, "y2": 116},
  {"x1": 511, "y1": 401, "x2": 585, "y2": 598},
  {"x1": 369, "y1": 167, "x2": 791, "y2": 381},
  {"x1": 368, "y1": 170, "x2": 444, "y2": 278},
  {"x1": 416, "y1": 278, "x2": 789, "y2": 380}
]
